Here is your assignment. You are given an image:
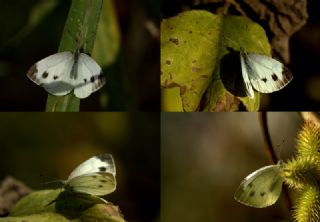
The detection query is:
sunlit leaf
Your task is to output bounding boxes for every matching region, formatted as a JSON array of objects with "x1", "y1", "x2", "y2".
[{"x1": 161, "y1": 10, "x2": 270, "y2": 111}]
